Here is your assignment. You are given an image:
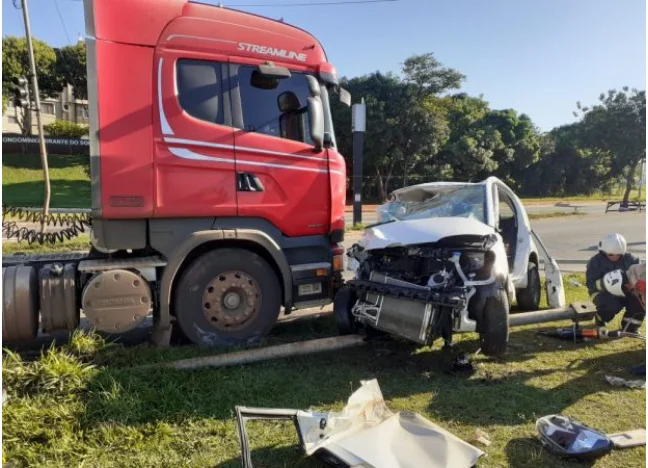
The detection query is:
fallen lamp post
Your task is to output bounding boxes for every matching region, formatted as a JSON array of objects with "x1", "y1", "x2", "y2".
[{"x1": 136, "y1": 302, "x2": 601, "y2": 372}]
